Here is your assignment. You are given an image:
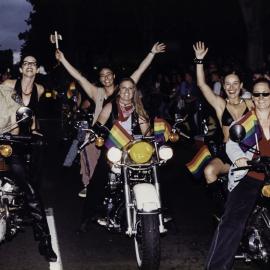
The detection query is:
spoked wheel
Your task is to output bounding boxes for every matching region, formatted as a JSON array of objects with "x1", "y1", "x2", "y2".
[{"x1": 134, "y1": 214, "x2": 160, "y2": 270}]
